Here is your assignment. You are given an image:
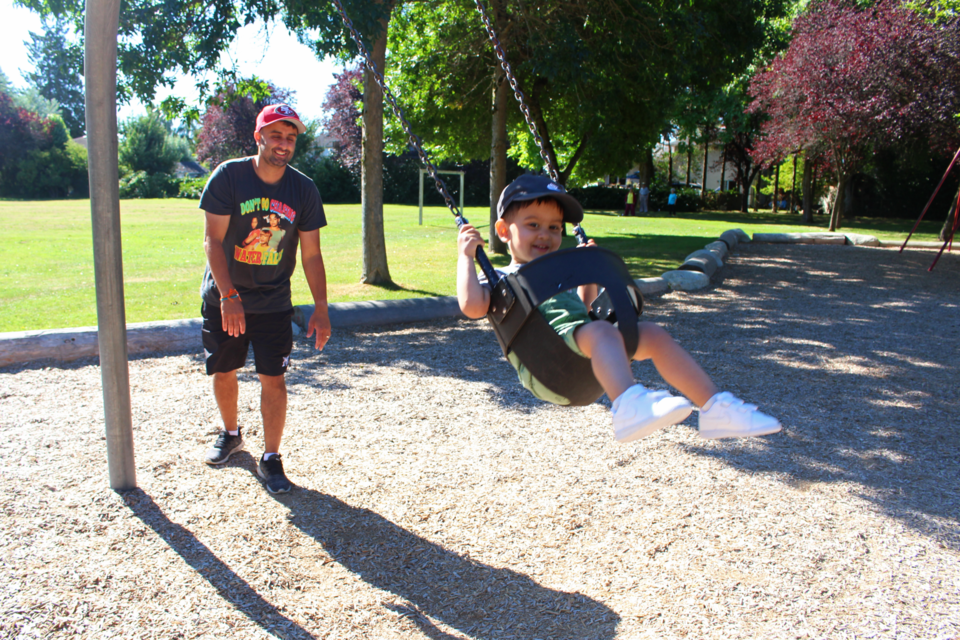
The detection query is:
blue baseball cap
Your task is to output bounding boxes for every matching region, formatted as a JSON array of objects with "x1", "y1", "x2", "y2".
[{"x1": 497, "y1": 174, "x2": 584, "y2": 224}]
